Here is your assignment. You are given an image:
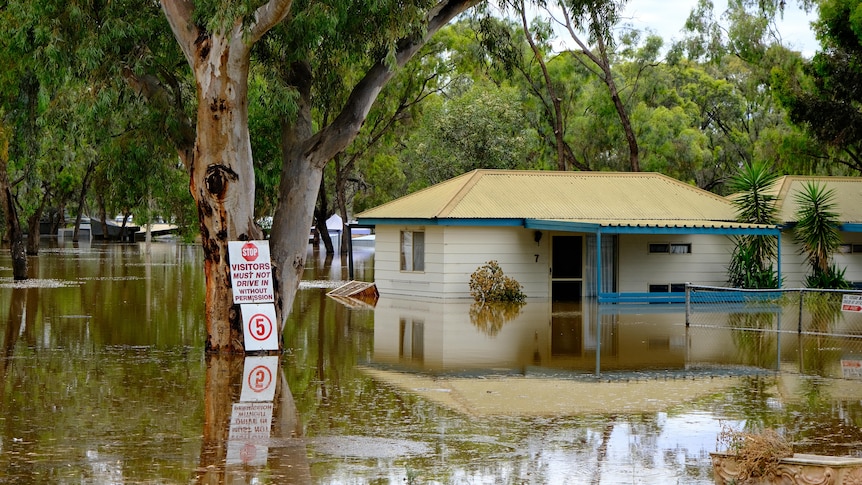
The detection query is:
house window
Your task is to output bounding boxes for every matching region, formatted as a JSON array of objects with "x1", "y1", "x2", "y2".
[
  {"x1": 649, "y1": 243, "x2": 691, "y2": 254},
  {"x1": 400, "y1": 231, "x2": 425, "y2": 272},
  {"x1": 649, "y1": 283, "x2": 686, "y2": 293},
  {"x1": 838, "y1": 244, "x2": 862, "y2": 254}
]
